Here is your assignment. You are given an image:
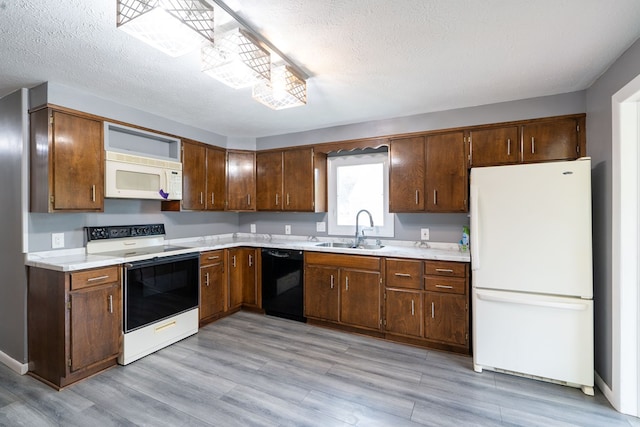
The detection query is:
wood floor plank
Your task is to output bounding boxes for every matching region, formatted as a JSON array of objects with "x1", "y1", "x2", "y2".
[{"x1": 0, "y1": 310, "x2": 635, "y2": 426}]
